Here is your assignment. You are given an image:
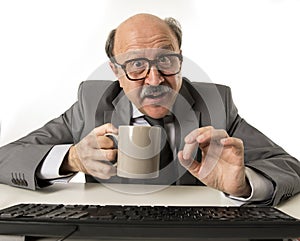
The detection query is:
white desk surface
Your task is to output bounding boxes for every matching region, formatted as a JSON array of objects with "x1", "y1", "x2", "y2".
[{"x1": 1, "y1": 182, "x2": 300, "y2": 219}]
